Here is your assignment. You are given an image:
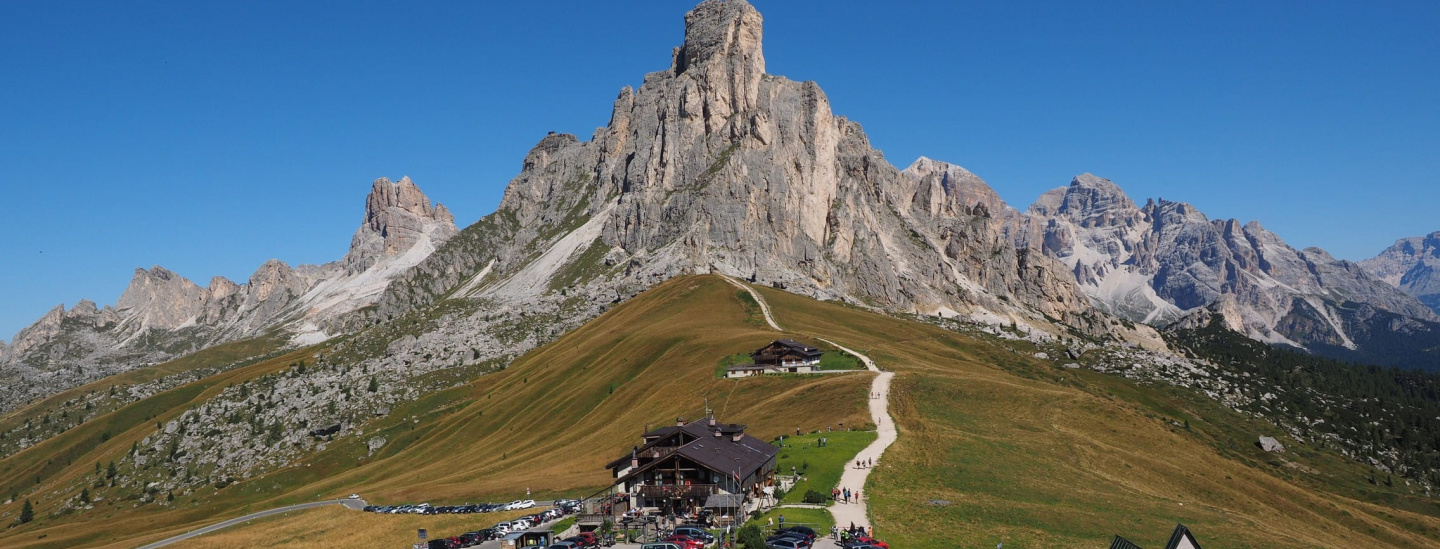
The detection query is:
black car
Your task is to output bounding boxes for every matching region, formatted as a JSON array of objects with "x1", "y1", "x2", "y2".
[
  {"x1": 779, "y1": 526, "x2": 817, "y2": 540},
  {"x1": 766, "y1": 533, "x2": 811, "y2": 548}
]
